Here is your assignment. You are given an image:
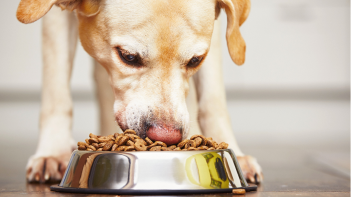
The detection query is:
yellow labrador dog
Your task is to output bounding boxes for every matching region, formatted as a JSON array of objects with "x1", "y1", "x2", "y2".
[{"x1": 17, "y1": 0, "x2": 262, "y2": 183}]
